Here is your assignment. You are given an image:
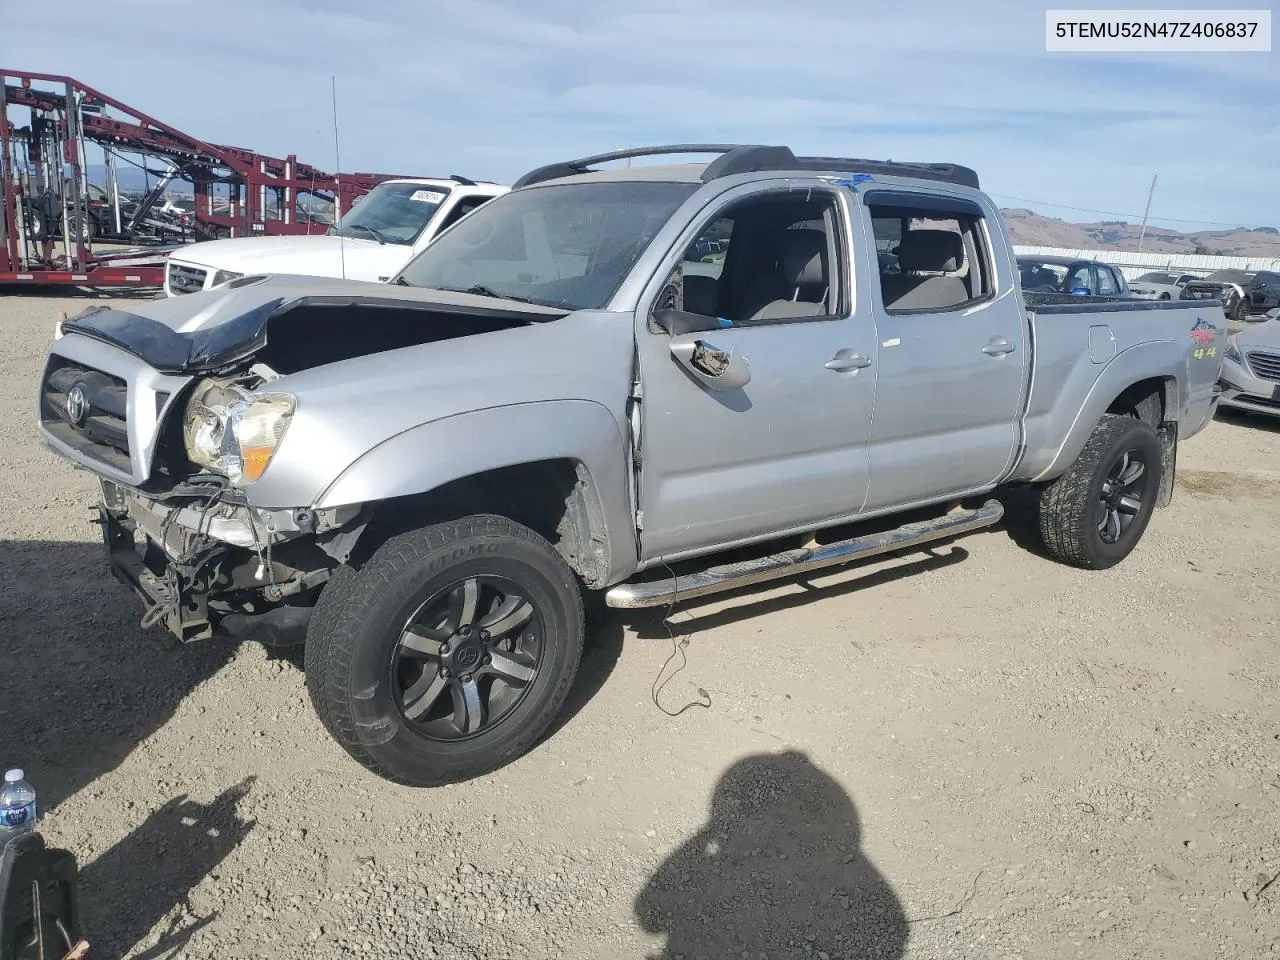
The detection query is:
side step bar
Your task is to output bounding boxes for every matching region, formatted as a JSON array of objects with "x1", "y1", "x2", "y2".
[{"x1": 605, "y1": 499, "x2": 1005, "y2": 609}]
